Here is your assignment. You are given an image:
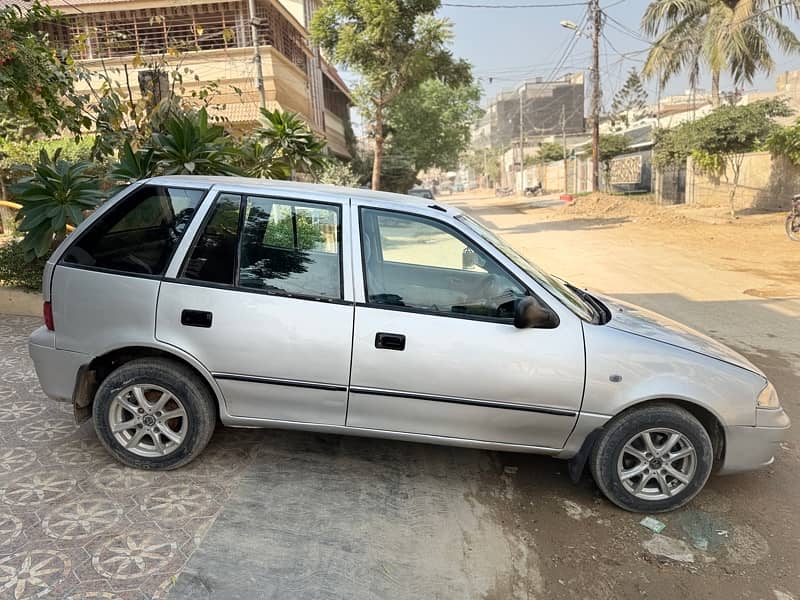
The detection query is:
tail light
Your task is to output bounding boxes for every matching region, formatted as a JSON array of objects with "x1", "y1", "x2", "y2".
[{"x1": 43, "y1": 301, "x2": 54, "y2": 331}]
